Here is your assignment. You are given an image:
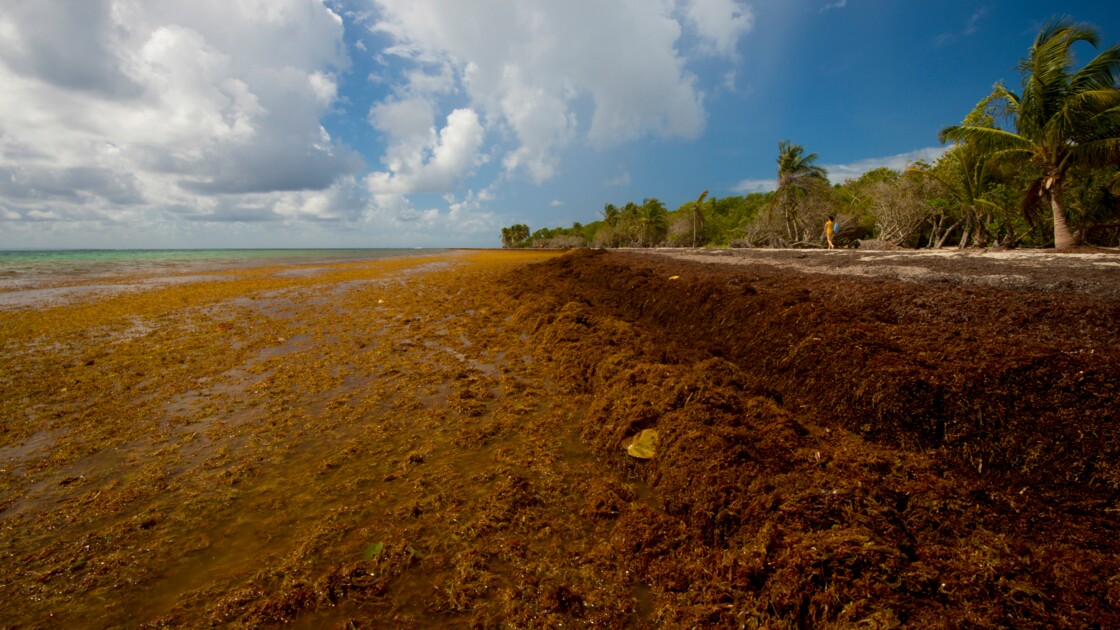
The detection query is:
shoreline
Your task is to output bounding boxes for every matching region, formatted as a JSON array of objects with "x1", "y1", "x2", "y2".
[{"x1": 0, "y1": 249, "x2": 469, "y2": 309}]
